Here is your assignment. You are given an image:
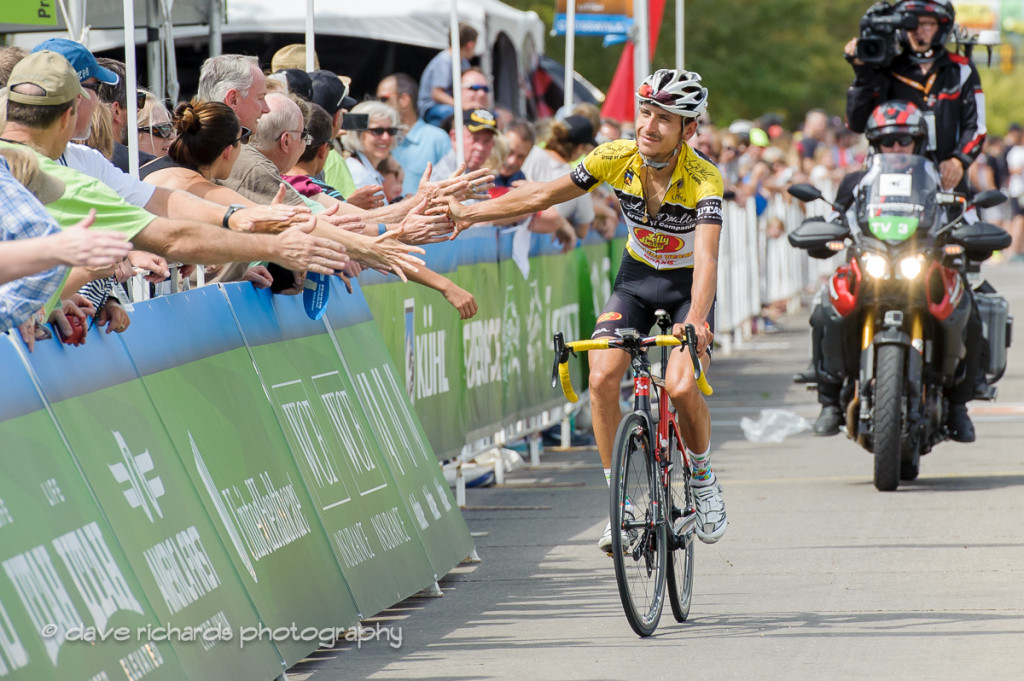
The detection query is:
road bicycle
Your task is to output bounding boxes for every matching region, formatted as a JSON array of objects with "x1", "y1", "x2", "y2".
[{"x1": 552, "y1": 312, "x2": 712, "y2": 636}]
